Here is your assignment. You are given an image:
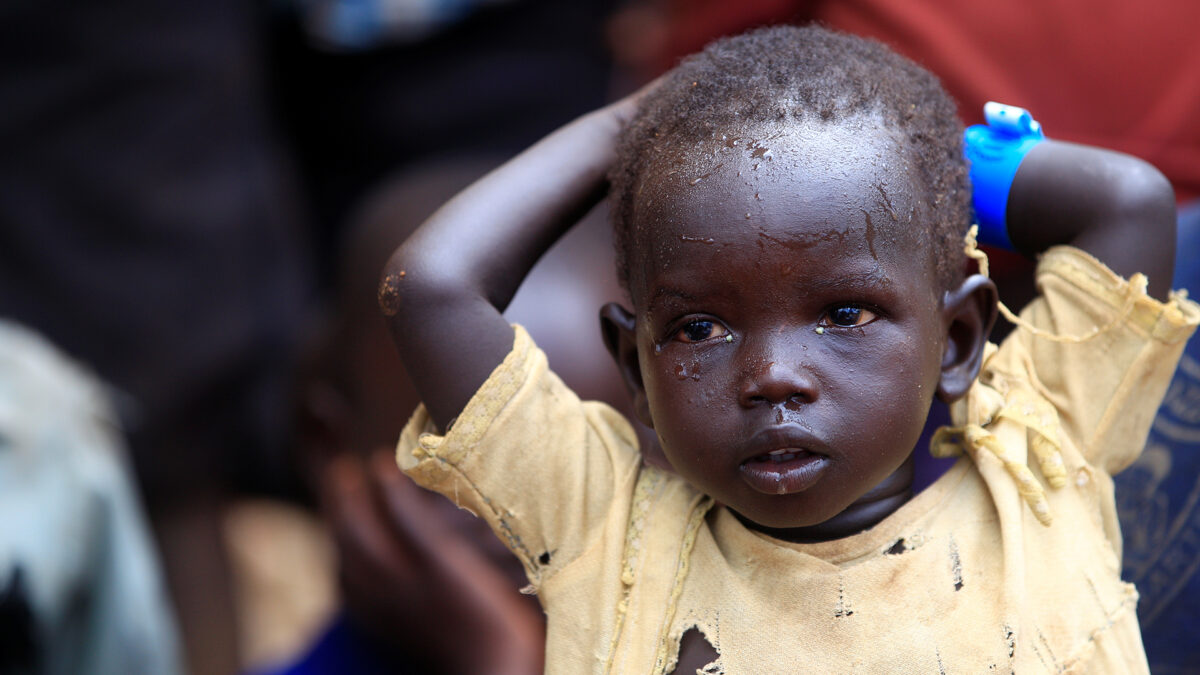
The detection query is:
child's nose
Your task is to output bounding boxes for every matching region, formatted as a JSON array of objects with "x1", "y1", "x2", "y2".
[{"x1": 737, "y1": 354, "x2": 819, "y2": 408}]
